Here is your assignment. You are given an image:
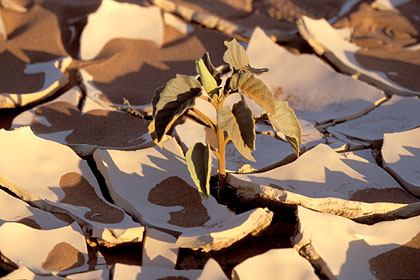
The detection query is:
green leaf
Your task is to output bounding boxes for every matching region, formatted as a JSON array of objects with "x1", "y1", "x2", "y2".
[
  {"x1": 223, "y1": 39, "x2": 271, "y2": 75},
  {"x1": 266, "y1": 101, "x2": 302, "y2": 157},
  {"x1": 153, "y1": 75, "x2": 202, "y2": 143},
  {"x1": 196, "y1": 58, "x2": 219, "y2": 98},
  {"x1": 201, "y1": 52, "x2": 221, "y2": 85},
  {"x1": 230, "y1": 72, "x2": 276, "y2": 115},
  {"x1": 223, "y1": 39, "x2": 249, "y2": 71},
  {"x1": 218, "y1": 100, "x2": 255, "y2": 161},
  {"x1": 186, "y1": 142, "x2": 212, "y2": 199}
]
